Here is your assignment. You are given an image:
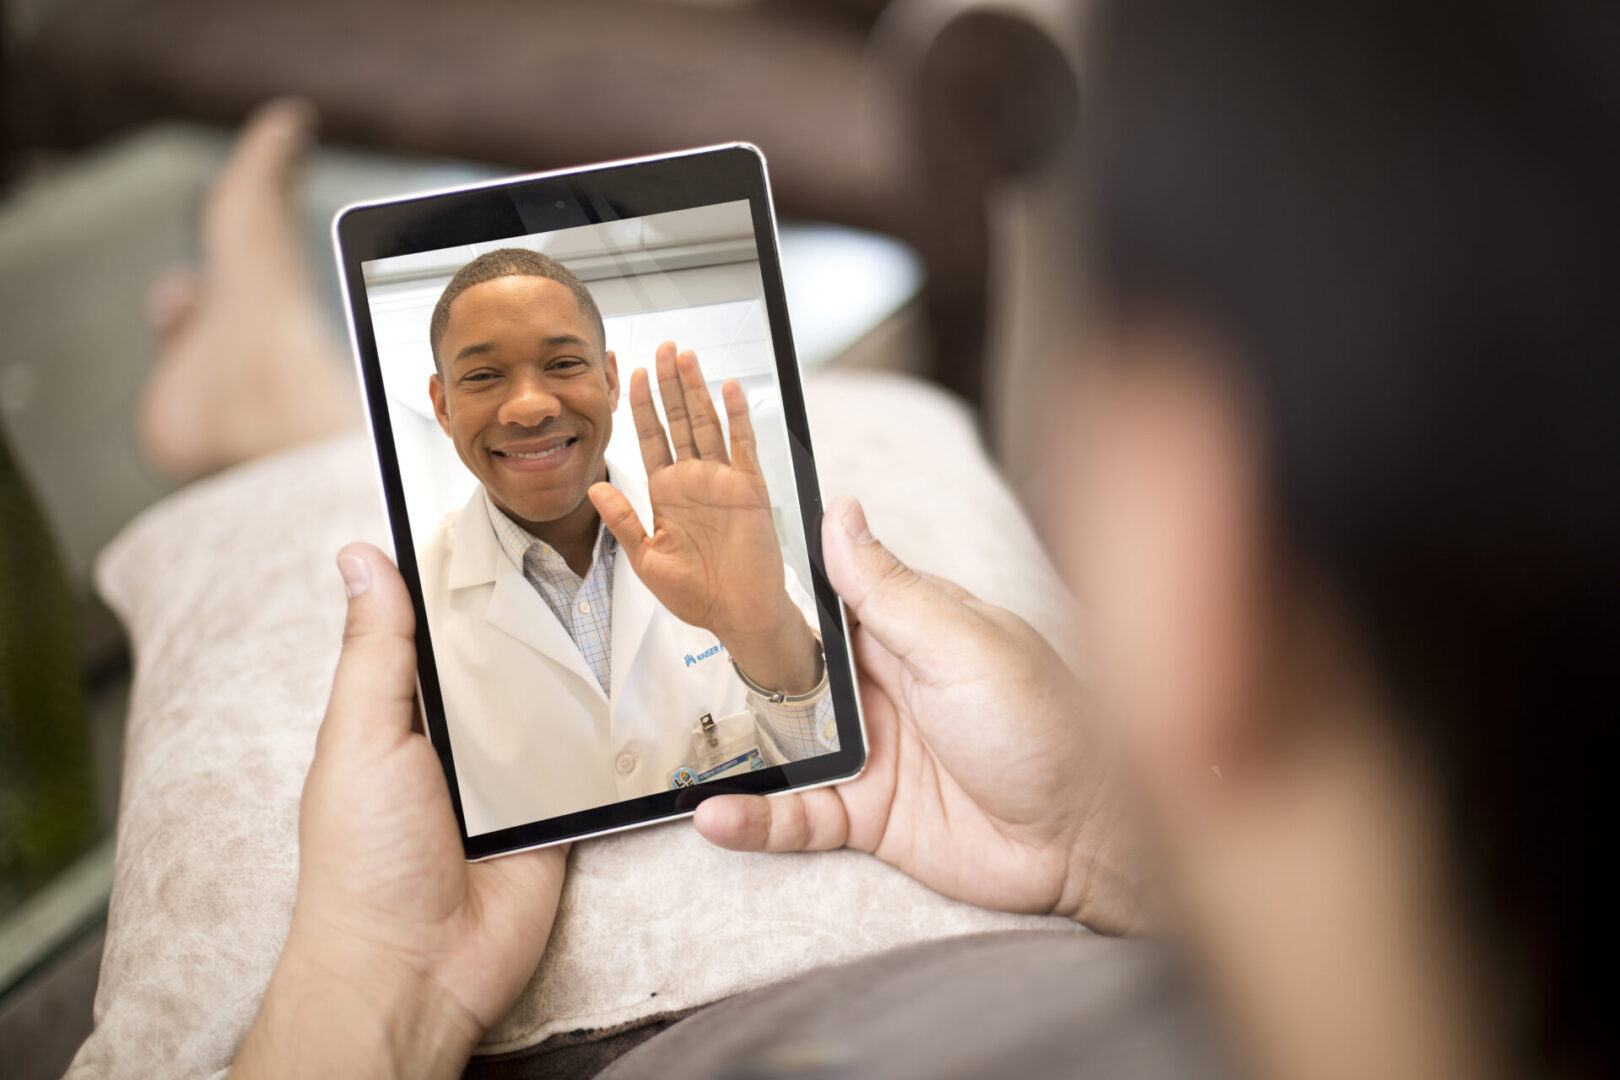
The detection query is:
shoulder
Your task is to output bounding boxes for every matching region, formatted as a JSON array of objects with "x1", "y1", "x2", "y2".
[{"x1": 417, "y1": 505, "x2": 466, "y2": 590}]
